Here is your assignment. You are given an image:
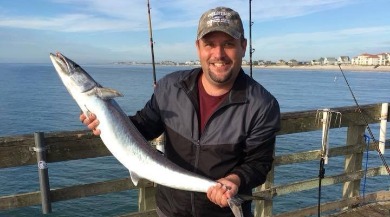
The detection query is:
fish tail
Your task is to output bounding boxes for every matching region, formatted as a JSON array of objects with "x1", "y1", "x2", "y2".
[{"x1": 227, "y1": 196, "x2": 244, "y2": 217}]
